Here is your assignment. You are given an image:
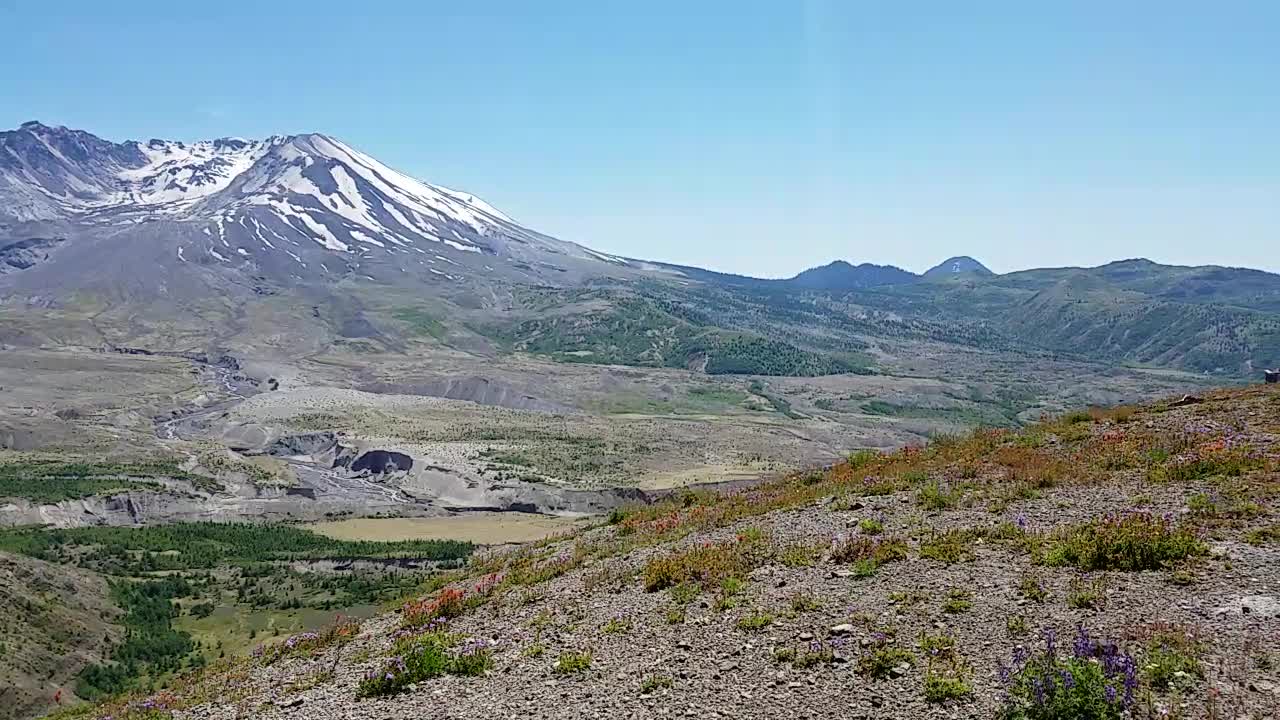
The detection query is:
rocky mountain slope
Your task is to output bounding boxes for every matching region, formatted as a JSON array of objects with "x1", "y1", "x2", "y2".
[
  {"x1": 58, "y1": 384, "x2": 1280, "y2": 720},
  {"x1": 0, "y1": 121, "x2": 649, "y2": 300},
  {"x1": 4, "y1": 120, "x2": 1280, "y2": 376},
  {"x1": 0, "y1": 551, "x2": 120, "y2": 720}
]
